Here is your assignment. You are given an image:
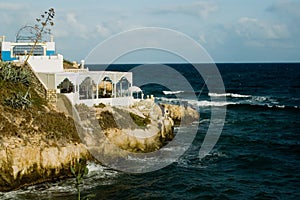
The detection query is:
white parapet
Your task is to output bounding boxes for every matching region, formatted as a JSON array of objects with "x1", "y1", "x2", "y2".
[
  {"x1": 25, "y1": 54, "x2": 64, "y2": 73},
  {"x1": 63, "y1": 93, "x2": 134, "y2": 107}
]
